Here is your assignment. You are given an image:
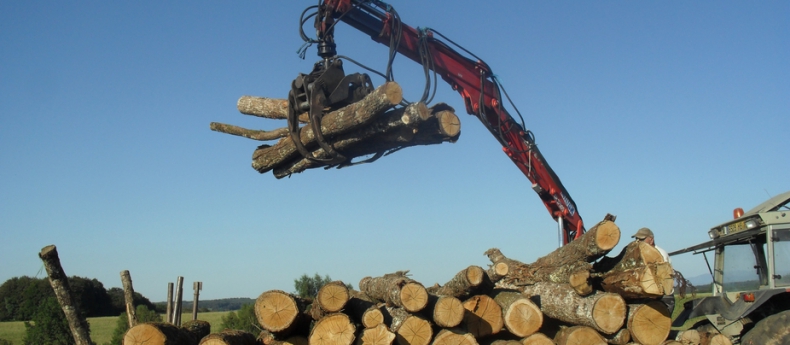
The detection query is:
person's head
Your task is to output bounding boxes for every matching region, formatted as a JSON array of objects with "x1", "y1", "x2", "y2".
[{"x1": 632, "y1": 227, "x2": 655, "y2": 246}]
